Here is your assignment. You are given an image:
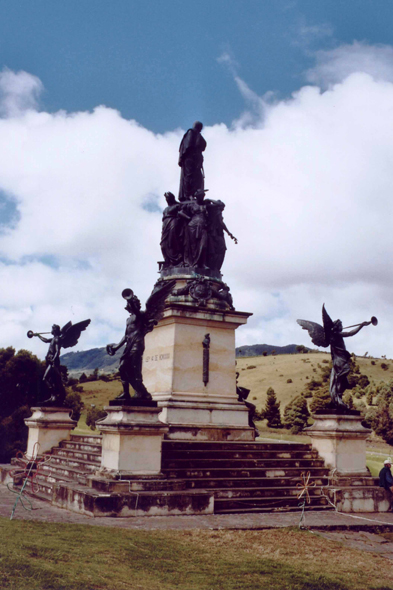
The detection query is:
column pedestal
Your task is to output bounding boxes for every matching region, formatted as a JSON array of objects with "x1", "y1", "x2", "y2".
[
  {"x1": 25, "y1": 407, "x2": 77, "y2": 456},
  {"x1": 97, "y1": 406, "x2": 169, "y2": 476},
  {"x1": 305, "y1": 413, "x2": 389, "y2": 512},
  {"x1": 143, "y1": 302, "x2": 254, "y2": 441}
]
